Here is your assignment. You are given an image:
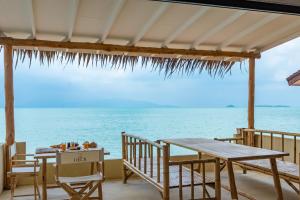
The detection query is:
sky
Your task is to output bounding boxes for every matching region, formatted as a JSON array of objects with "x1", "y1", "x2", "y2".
[{"x1": 0, "y1": 37, "x2": 300, "y2": 108}]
